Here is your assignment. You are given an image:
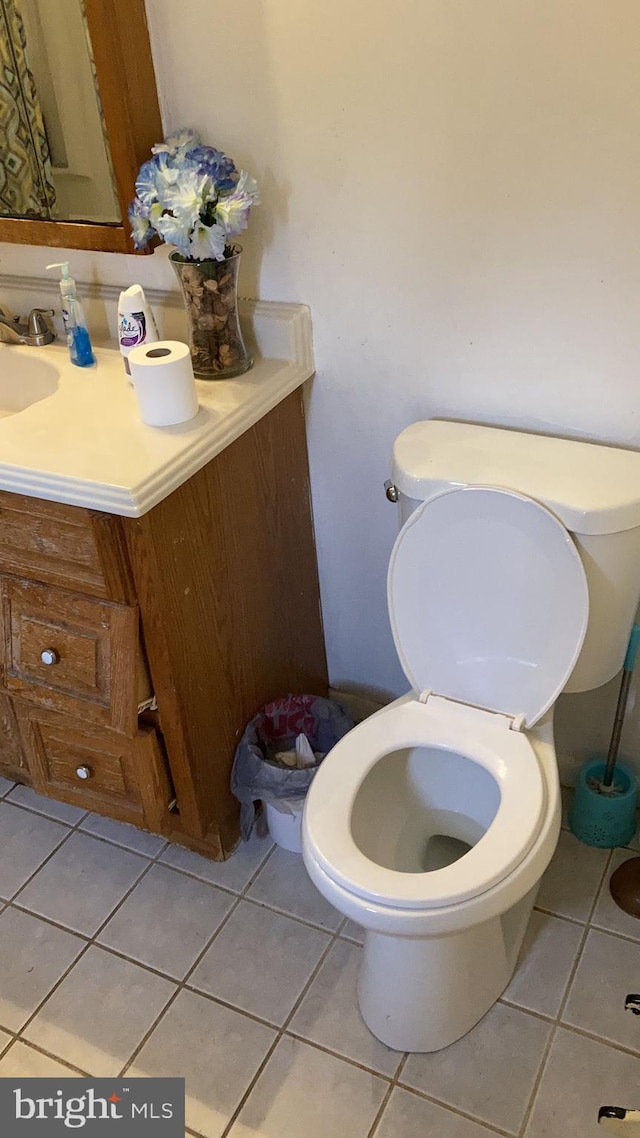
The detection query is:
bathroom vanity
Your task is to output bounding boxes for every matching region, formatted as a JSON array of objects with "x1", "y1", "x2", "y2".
[{"x1": 0, "y1": 305, "x2": 327, "y2": 858}]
